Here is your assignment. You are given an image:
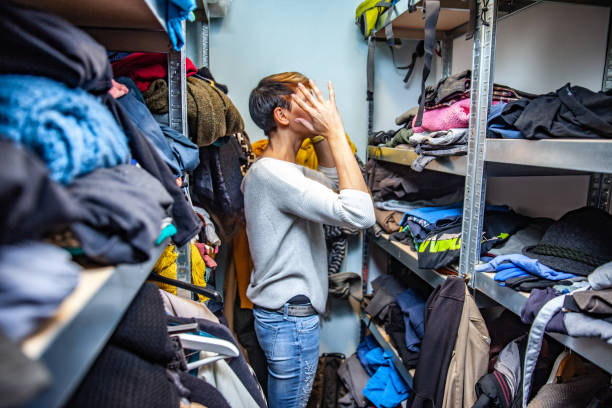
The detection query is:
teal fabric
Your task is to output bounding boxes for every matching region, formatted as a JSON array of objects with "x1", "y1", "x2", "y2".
[{"x1": 156, "y1": 224, "x2": 177, "y2": 245}]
